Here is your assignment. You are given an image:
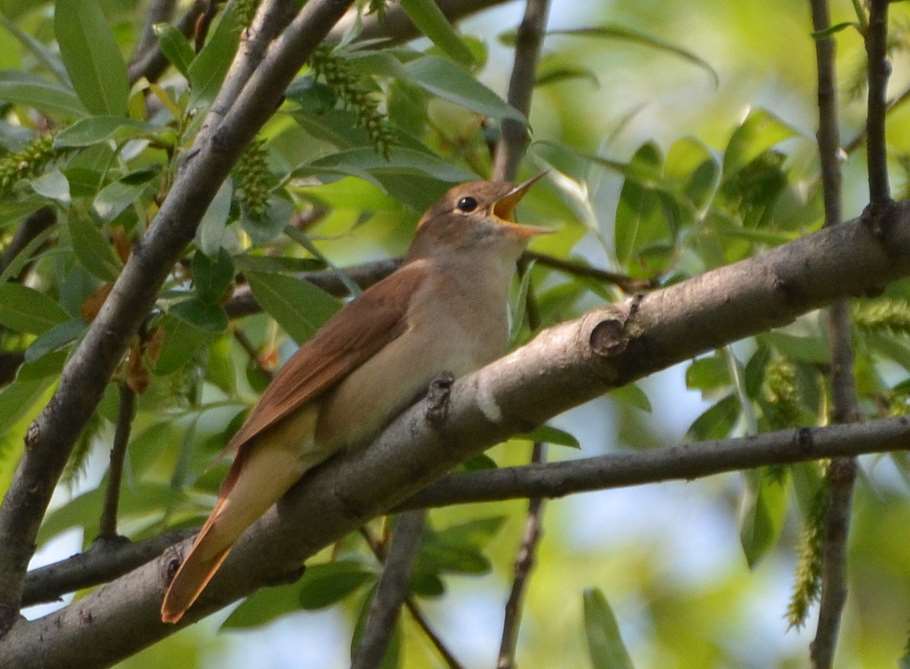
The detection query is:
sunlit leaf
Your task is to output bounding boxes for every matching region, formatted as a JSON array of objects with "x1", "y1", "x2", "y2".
[
  {"x1": 686, "y1": 394, "x2": 739, "y2": 440},
  {"x1": 0, "y1": 284, "x2": 69, "y2": 334},
  {"x1": 247, "y1": 271, "x2": 340, "y2": 343},
  {"x1": 739, "y1": 468, "x2": 789, "y2": 567},
  {"x1": 583, "y1": 588, "x2": 635, "y2": 669},
  {"x1": 187, "y1": 3, "x2": 240, "y2": 108},
  {"x1": 400, "y1": 0, "x2": 474, "y2": 65},
  {"x1": 723, "y1": 109, "x2": 797, "y2": 179}
]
